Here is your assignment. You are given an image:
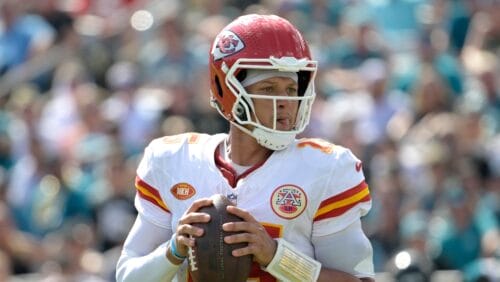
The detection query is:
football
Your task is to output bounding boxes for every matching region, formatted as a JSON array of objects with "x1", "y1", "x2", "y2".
[{"x1": 188, "y1": 194, "x2": 253, "y2": 282}]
